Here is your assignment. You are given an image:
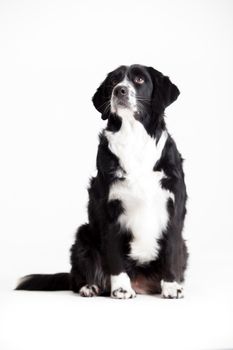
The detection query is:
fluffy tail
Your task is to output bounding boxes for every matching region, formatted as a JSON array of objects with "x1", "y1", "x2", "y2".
[{"x1": 15, "y1": 273, "x2": 70, "y2": 291}]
